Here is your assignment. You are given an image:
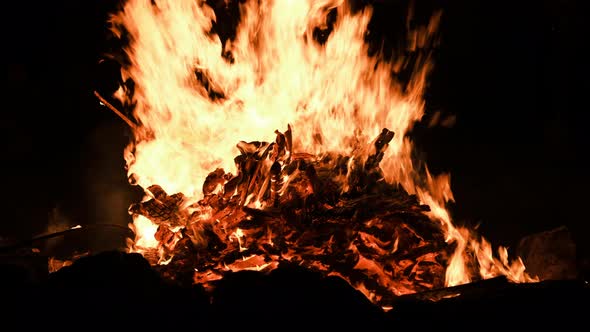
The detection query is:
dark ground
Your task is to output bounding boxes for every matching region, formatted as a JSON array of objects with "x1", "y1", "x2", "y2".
[
  {"x1": 2, "y1": 251, "x2": 589, "y2": 329},
  {"x1": 1, "y1": 0, "x2": 589, "y2": 315}
]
